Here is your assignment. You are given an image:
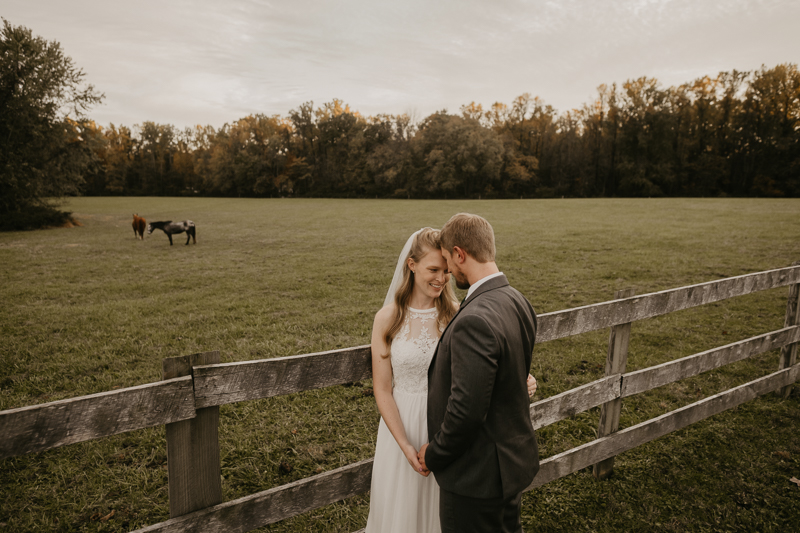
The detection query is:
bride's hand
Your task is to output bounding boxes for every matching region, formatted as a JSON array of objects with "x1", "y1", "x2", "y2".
[
  {"x1": 403, "y1": 444, "x2": 429, "y2": 477},
  {"x1": 527, "y1": 374, "x2": 537, "y2": 397}
]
